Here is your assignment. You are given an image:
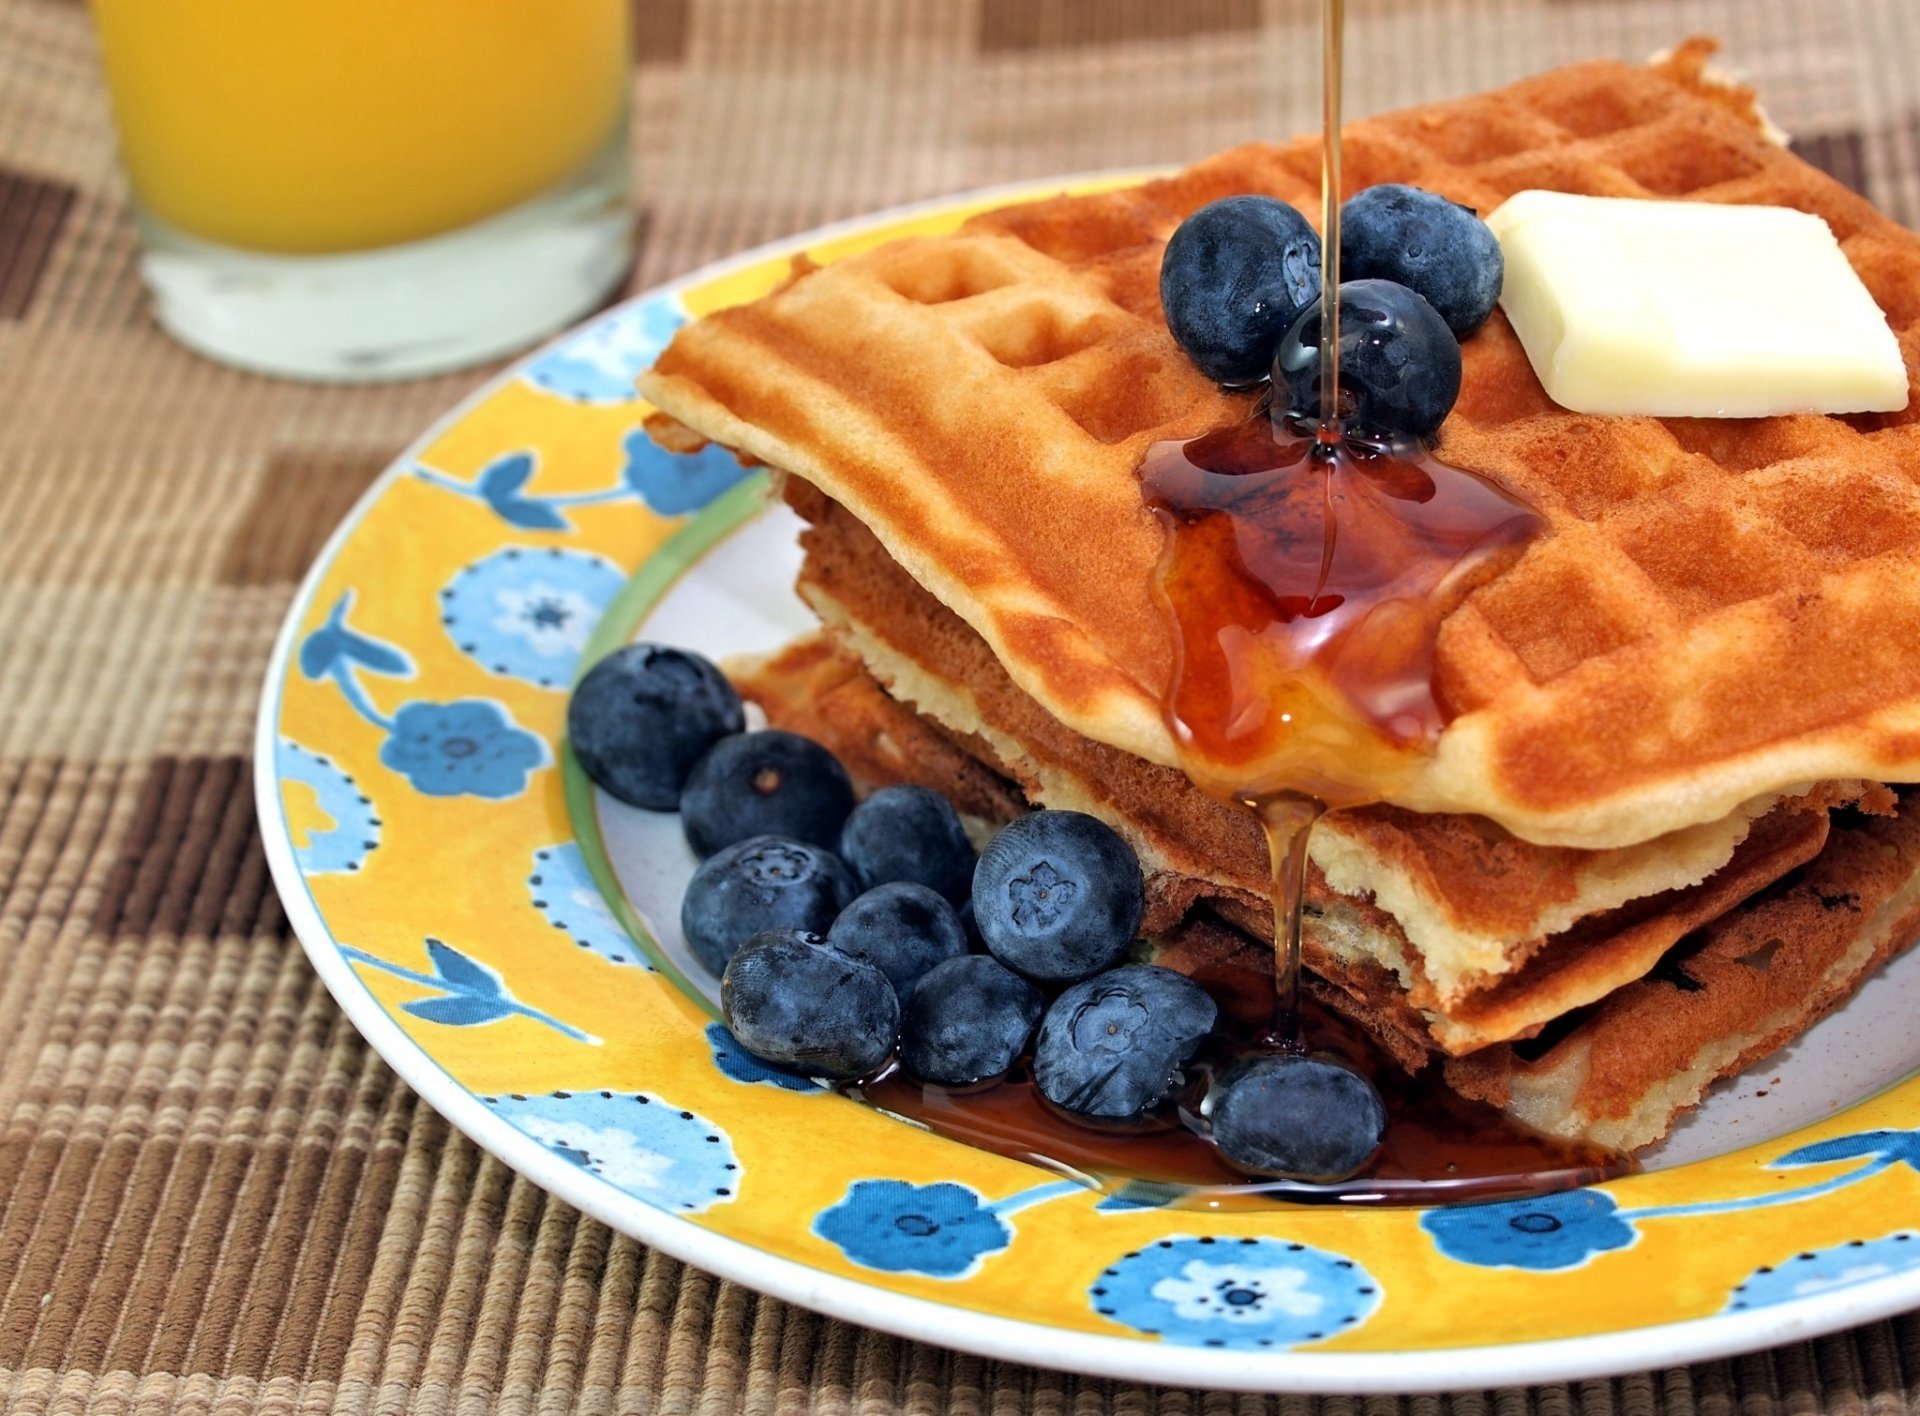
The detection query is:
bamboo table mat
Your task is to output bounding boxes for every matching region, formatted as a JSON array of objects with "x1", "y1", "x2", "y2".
[{"x1": 7, "y1": 0, "x2": 1920, "y2": 1410}]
